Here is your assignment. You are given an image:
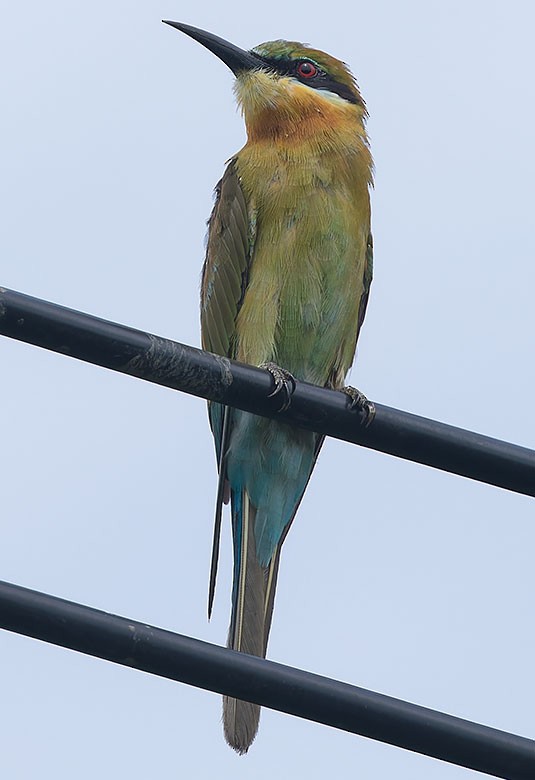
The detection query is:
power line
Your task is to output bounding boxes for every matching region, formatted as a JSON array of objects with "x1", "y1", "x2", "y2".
[
  {"x1": 1, "y1": 286, "x2": 534, "y2": 496},
  {"x1": 0, "y1": 579, "x2": 533, "y2": 780}
]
